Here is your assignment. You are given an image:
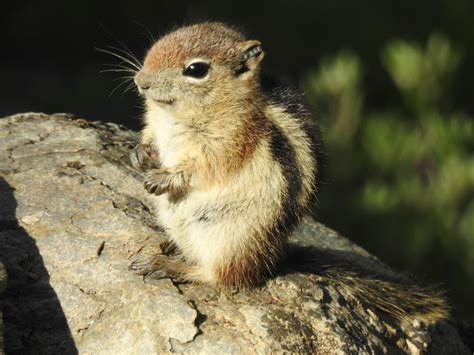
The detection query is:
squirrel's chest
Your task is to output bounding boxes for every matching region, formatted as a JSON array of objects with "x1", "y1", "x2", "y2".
[{"x1": 149, "y1": 111, "x2": 197, "y2": 168}]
